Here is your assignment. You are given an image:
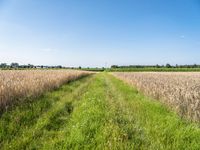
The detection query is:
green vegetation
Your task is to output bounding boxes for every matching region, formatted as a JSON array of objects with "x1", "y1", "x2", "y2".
[
  {"x1": 80, "y1": 66, "x2": 200, "y2": 72},
  {"x1": 3, "y1": 62, "x2": 200, "y2": 72},
  {"x1": 0, "y1": 73, "x2": 200, "y2": 149},
  {"x1": 109, "y1": 65, "x2": 200, "y2": 72},
  {"x1": 109, "y1": 67, "x2": 200, "y2": 72},
  {"x1": 81, "y1": 67, "x2": 105, "y2": 72},
  {"x1": 0, "y1": 75, "x2": 94, "y2": 149},
  {"x1": 109, "y1": 64, "x2": 200, "y2": 72}
]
